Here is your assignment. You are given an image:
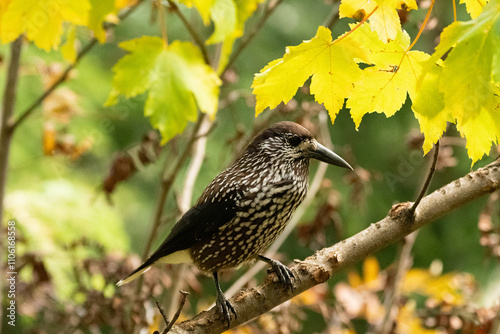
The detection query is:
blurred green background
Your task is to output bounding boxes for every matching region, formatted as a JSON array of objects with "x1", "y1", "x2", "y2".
[{"x1": 1, "y1": 0, "x2": 499, "y2": 333}]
